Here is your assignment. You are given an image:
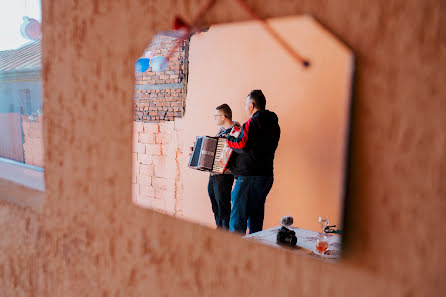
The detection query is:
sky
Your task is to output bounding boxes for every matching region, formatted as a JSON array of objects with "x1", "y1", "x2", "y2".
[{"x1": 0, "y1": 0, "x2": 41, "y2": 51}]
